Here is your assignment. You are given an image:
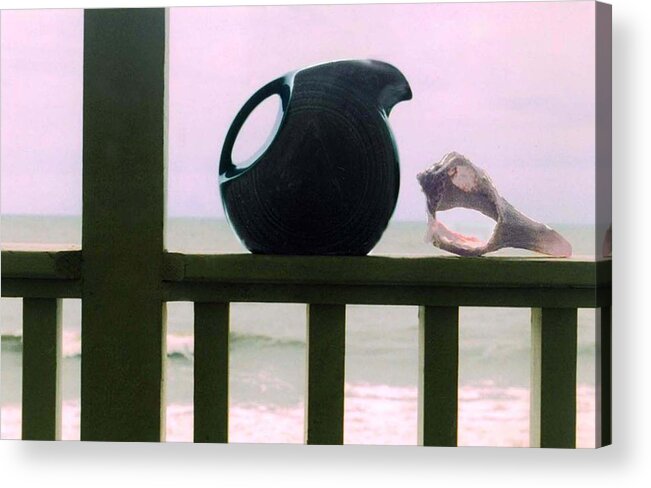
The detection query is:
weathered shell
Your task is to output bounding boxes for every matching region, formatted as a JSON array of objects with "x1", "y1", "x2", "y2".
[{"x1": 417, "y1": 152, "x2": 572, "y2": 257}]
